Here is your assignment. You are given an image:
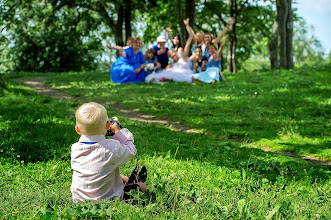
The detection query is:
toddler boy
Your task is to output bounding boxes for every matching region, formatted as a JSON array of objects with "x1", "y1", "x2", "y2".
[{"x1": 70, "y1": 102, "x2": 146, "y2": 203}]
